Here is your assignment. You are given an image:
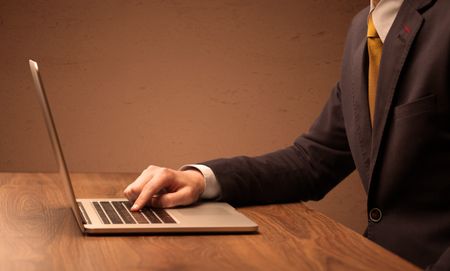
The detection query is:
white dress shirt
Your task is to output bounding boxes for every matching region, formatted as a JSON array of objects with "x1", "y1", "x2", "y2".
[
  {"x1": 184, "y1": 0, "x2": 404, "y2": 200},
  {"x1": 179, "y1": 164, "x2": 221, "y2": 199},
  {"x1": 371, "y1": 0, "x2": 404, "y2": 43}
]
